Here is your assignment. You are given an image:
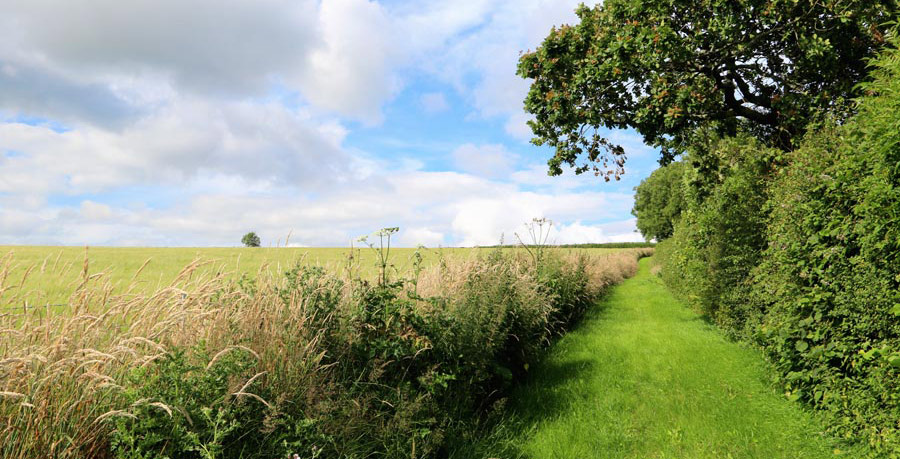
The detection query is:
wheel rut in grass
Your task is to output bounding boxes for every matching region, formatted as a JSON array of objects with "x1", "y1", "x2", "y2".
[{"x1": 457, "y1": 257, "x2": 859, "y2": 459}]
